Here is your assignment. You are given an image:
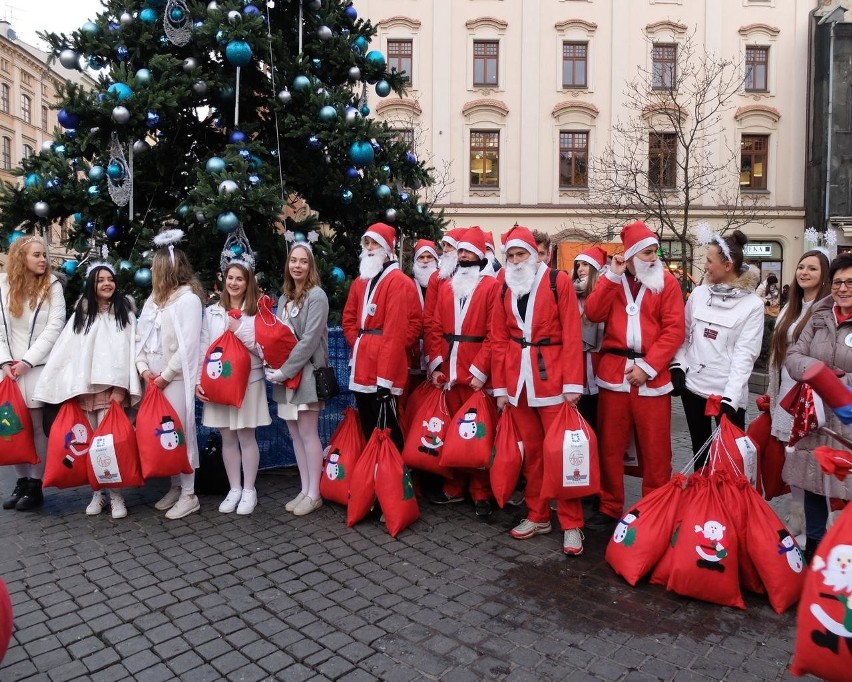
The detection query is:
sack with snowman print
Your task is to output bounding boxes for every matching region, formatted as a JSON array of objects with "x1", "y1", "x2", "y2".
[
  {"x1": 401, "y1": 385, "x2": 452, "y2": 478},
  {"x1": 375, "y1": 432, "x2": 420, "y2": 537},
  {"x1": 43, "y1": 400, "x2": 93, "y2": 489},
  {"x1": 135, "y1": 386, "x2": 192, "y2": 479},
  {"x1": 440, "y1": 391, "x2": 497, "y2": 469},
  {"x1": 541, "y1": 402, "x2": 600, "y2": 500},
  {"x1": 320, "y1": 407, "x2": 366, "y2": 506},
  {"x1": 200, "y1": 319, "x2": 251, "y2": 408},
  {"x1": 86, "y1": 402, "x2": 143, "y2": 490}
]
